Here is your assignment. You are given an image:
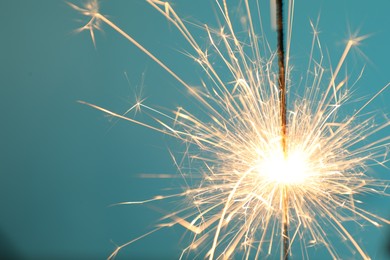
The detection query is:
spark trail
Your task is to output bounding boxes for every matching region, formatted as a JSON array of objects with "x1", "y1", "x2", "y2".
[{"x1": 71, "y1": 0, "x2": 390, "y2": 259}]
